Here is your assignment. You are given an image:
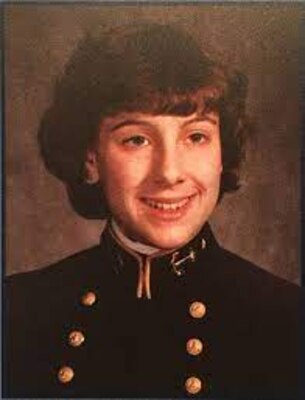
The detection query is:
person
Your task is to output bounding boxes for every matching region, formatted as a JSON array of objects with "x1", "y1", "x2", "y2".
[{"x1": 4, "y1": 23, "x2": 300, "y2": 399}]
